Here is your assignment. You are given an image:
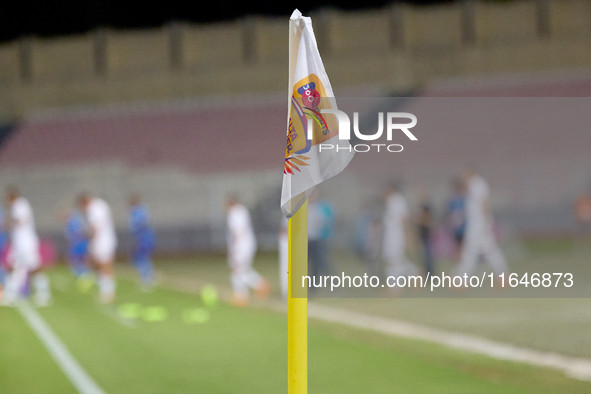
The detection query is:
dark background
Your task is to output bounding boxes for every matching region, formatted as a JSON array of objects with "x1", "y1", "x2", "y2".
[{"x1": 0, "y1": 0, "x2": 454, "y2": 43}]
